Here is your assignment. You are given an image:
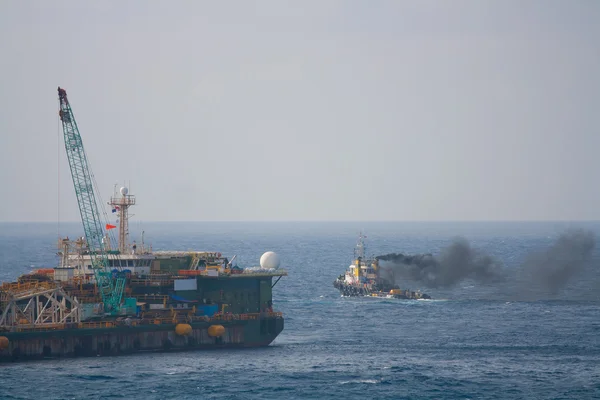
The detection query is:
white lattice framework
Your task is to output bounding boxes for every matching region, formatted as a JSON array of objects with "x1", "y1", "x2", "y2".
[{"x1": 0, "y1": 283, "x2": 80, "y2": 328}]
